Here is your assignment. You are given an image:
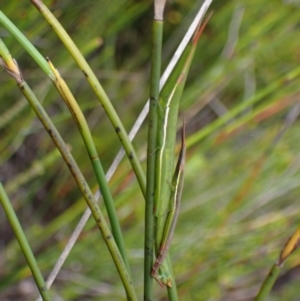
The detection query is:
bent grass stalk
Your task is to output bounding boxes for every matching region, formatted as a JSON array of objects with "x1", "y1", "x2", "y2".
[
  {"x1": 0, "y1": 183, "x2": 52, "y2": 301},
  {"x1": 29, "y1": 0, "x2": 146, "y2": 198},
  {"x1": 46, "y1": 58, "x2": 130, "y2": 273},
  {"x1": 0, "y1": 41, "x2": 137, "y2": 301}
]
